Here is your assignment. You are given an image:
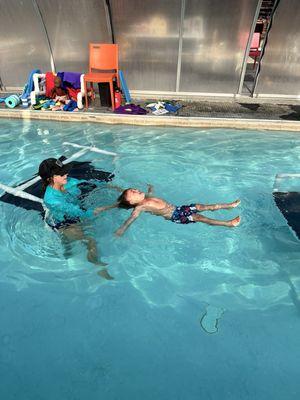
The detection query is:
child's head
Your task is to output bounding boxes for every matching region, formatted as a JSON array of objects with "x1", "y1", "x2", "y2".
[
  {"x1": 54, "y1": 76, "x2": 62, "y2": 88},
  {"x1": 118, "y1": 188, "x2": 145, "y2": 208}
]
